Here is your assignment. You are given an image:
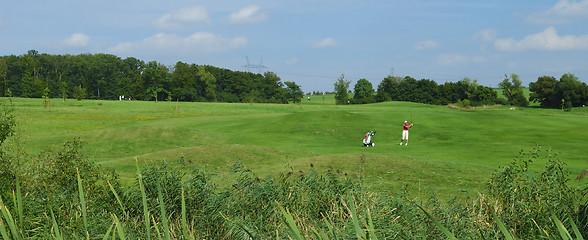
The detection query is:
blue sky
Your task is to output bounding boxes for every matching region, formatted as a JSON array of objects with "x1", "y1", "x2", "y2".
[{"x1": 1, "y1": 0, "x2": 587, "y2": 92}]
